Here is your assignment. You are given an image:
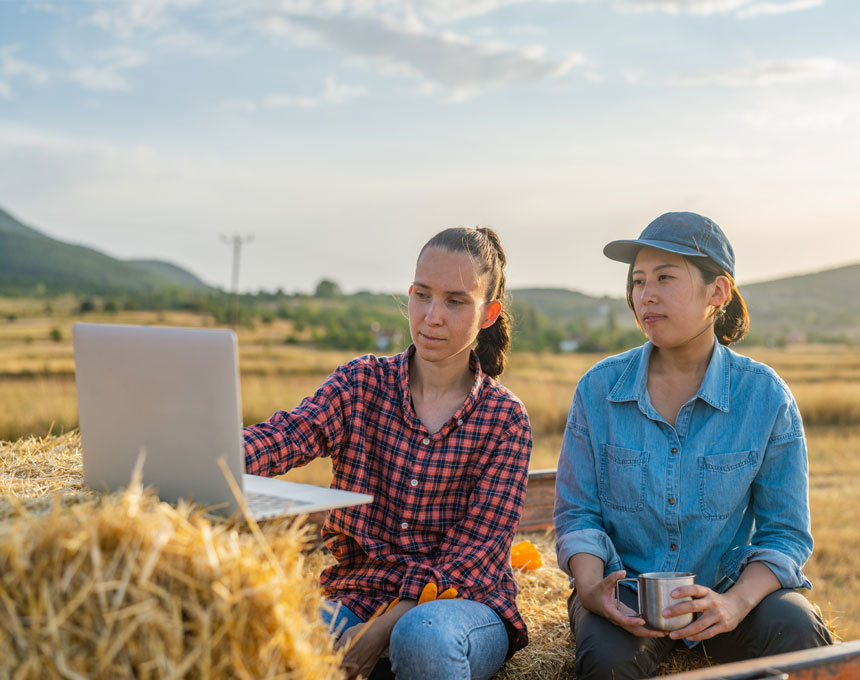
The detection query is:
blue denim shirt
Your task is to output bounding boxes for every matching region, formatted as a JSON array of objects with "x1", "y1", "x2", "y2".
[{"x1": 554, "y1": 339, "x2": 812, "y2": 594}]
